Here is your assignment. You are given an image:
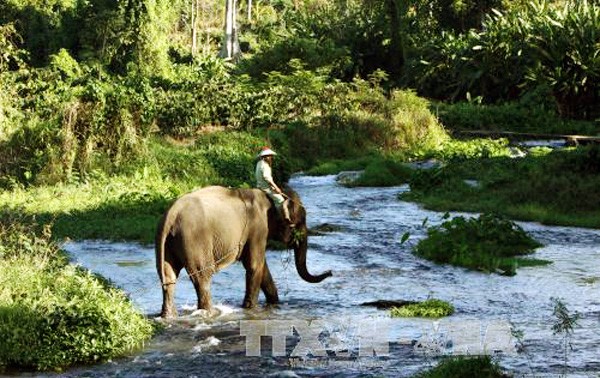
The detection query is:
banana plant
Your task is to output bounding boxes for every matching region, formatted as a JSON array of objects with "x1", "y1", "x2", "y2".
[{"x1": 525, "y1": 0, "x2": 600, "y2": 119}]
